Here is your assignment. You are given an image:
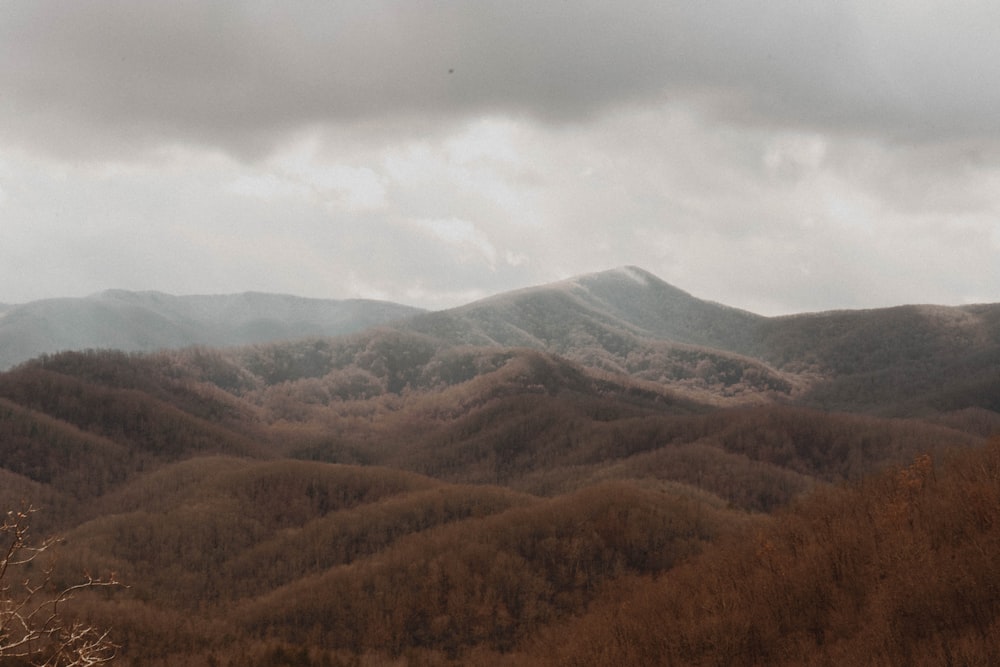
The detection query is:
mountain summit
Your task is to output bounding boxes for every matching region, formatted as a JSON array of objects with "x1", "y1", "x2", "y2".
[{"x1": 402, "y1": 265, "x2": 761, "y2": 357}]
